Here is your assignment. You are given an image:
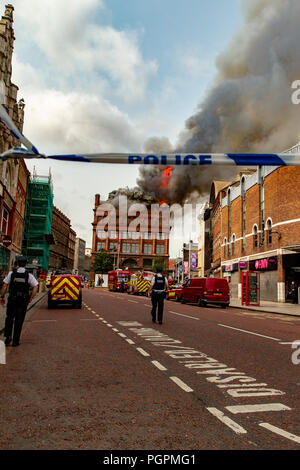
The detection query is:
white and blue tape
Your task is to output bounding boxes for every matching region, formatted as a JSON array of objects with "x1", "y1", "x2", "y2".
[{"x1": 0, "y1": 103, "x2": 299, "y2": 166}]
